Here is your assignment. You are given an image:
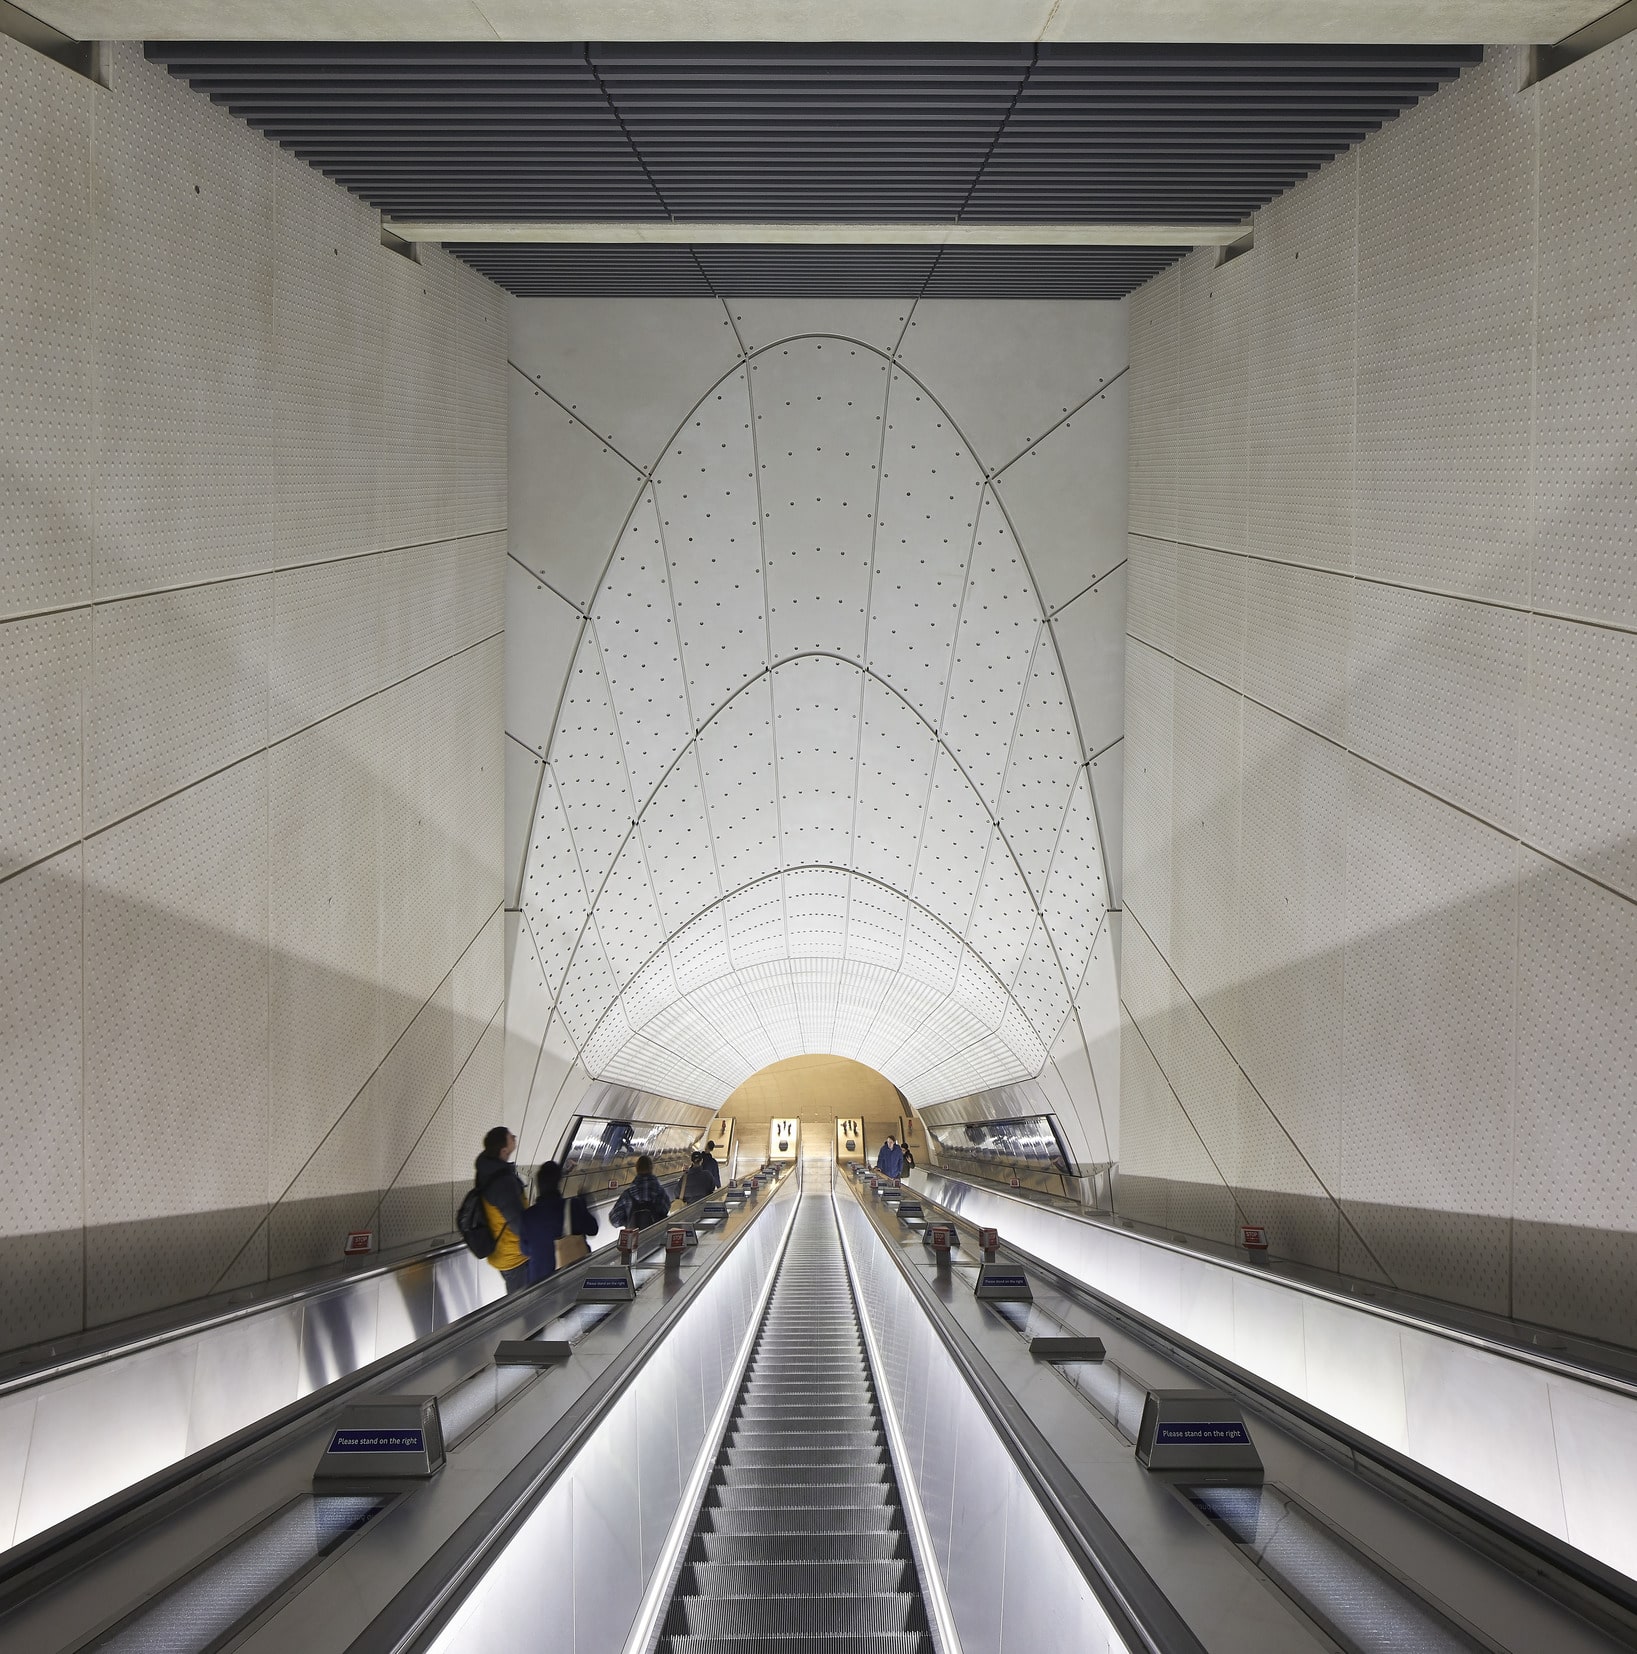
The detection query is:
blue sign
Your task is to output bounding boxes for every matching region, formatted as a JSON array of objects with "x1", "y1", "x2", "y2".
[
  {"x1": 1154, "y1": 1421, "x2": 1250, "y2": 1447},
  {"x1": 985, "y1": 1274, "x2": 1027, "y2": 1288},
  {"x1": 585, "y1": 1276, "x2": 629, "y2": 1290},
  {"x1": 328, "y1": 1428, "x2": 426, "y2": 1454}
]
